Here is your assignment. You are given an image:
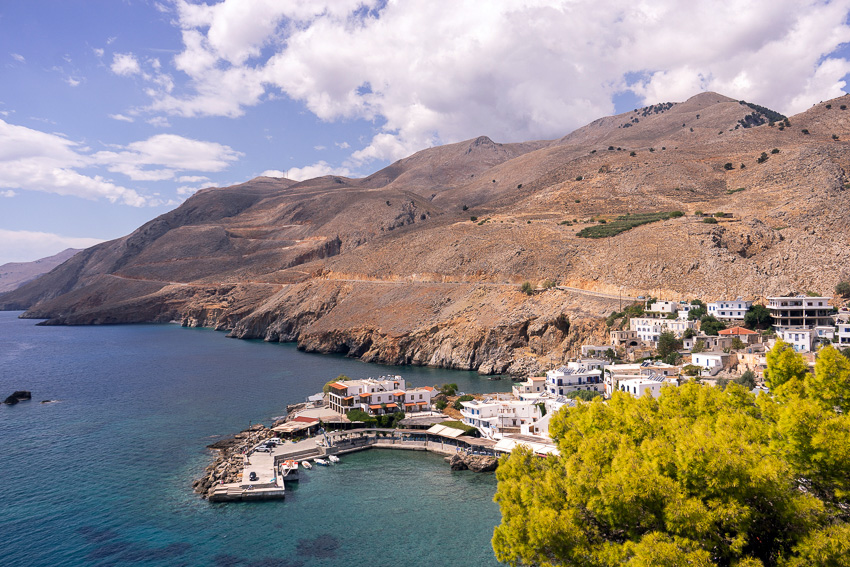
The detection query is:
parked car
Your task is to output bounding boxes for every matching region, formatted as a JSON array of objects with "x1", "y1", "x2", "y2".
[{"x1": 254, "y1": 446, "x2": 270, "y2": 453}]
